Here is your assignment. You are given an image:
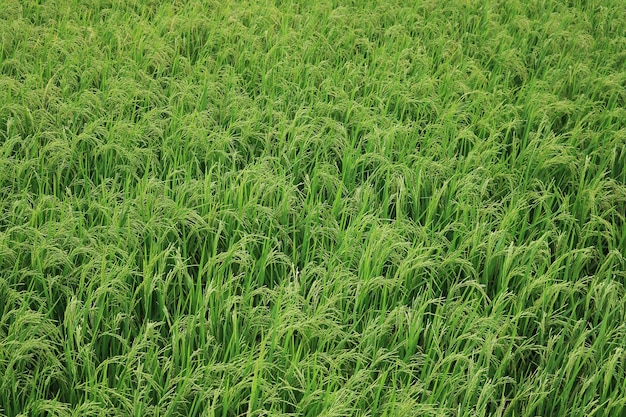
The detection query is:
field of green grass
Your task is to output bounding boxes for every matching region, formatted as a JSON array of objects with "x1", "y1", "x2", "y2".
[{"x1": 1, "y1": 0, "x2": 625, "y2": 415}]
